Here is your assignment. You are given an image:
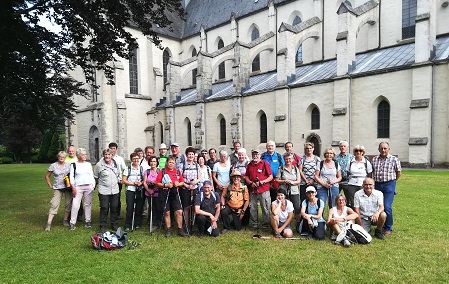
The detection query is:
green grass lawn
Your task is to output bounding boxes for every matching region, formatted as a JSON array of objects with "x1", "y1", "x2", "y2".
[{"x1": 0, "y1": 164, "x2": 448, "y2": 283}]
